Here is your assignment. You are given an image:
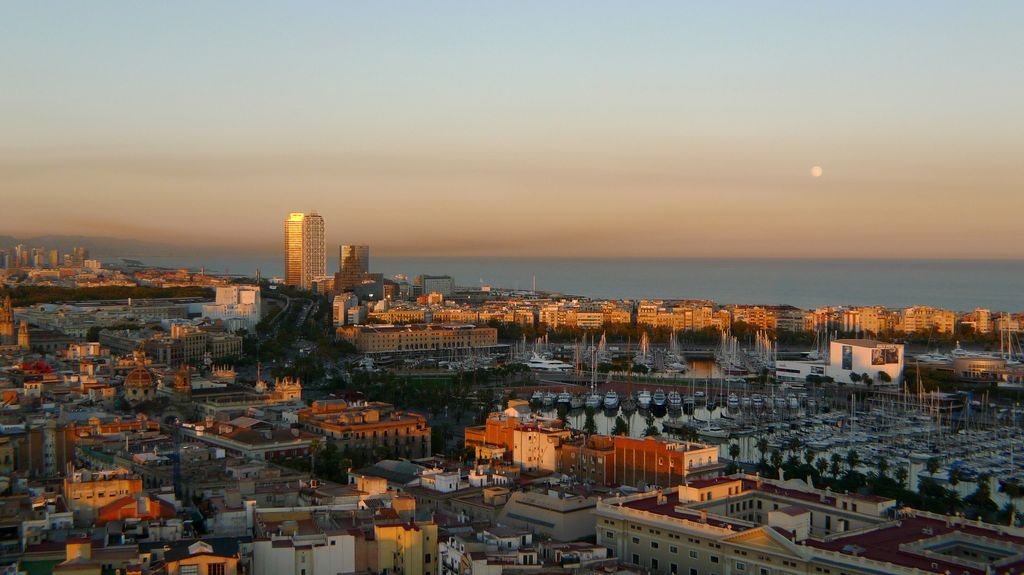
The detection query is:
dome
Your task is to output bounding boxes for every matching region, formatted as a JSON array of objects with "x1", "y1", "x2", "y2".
[{"x1": 125, "y1": 366, "x2": 154, "y2": 388}]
